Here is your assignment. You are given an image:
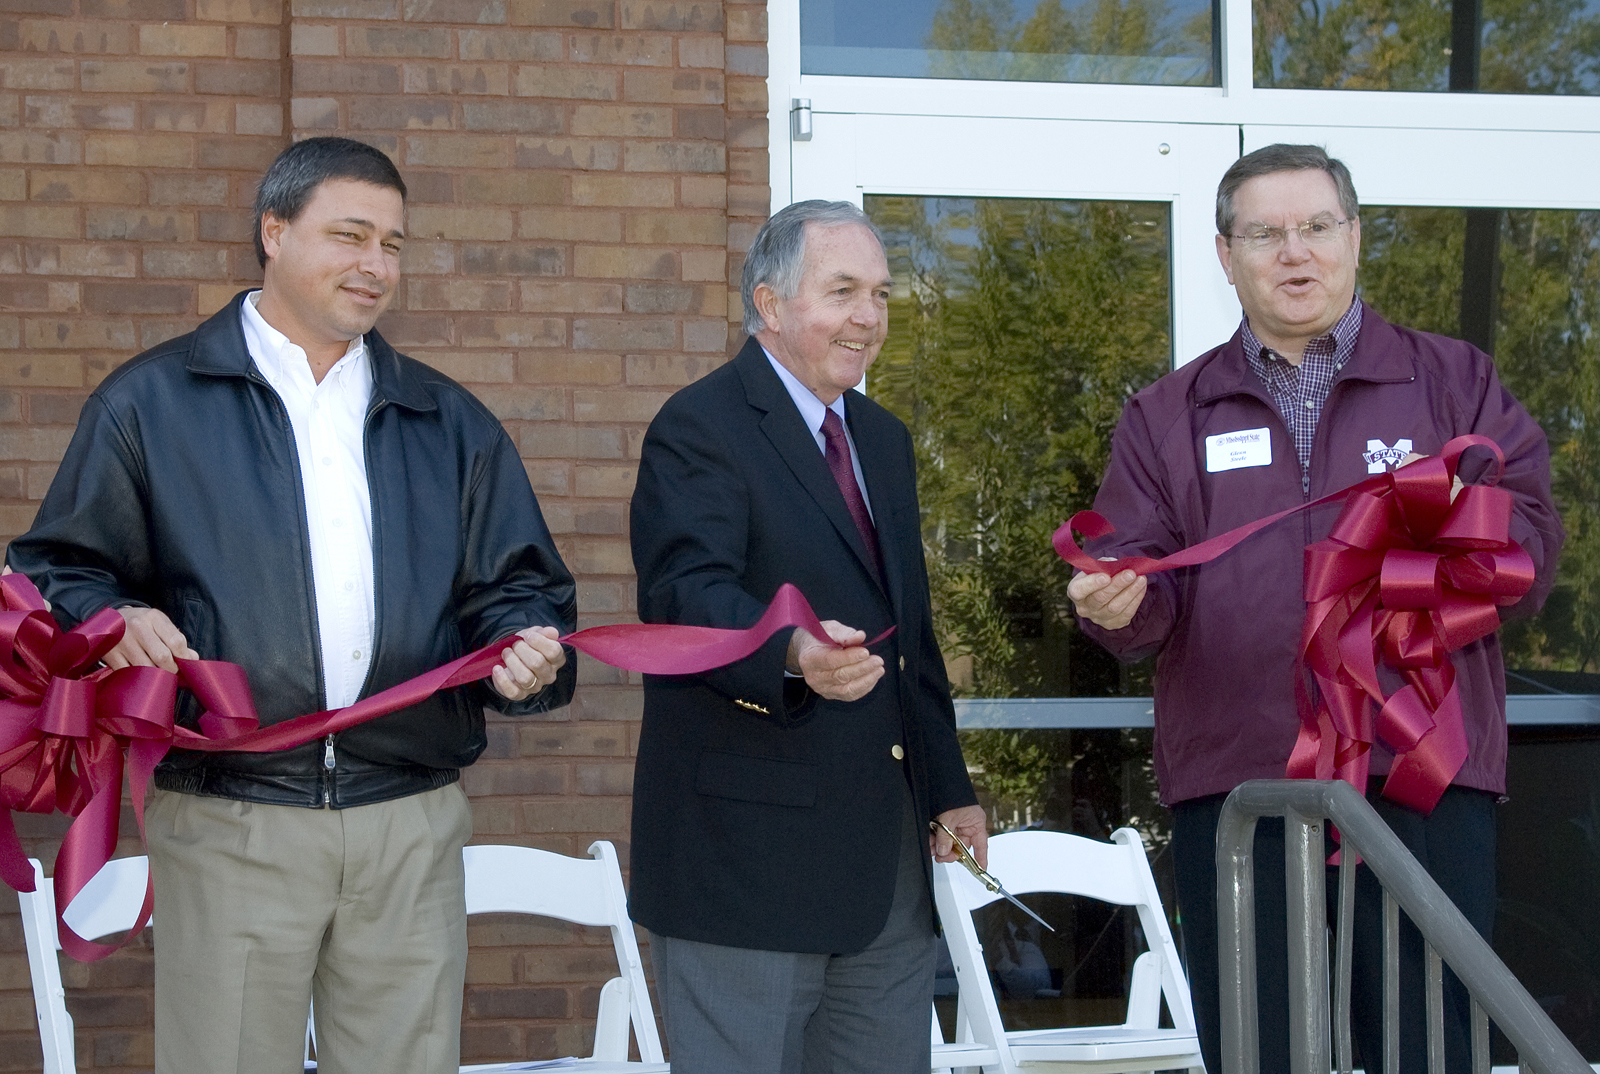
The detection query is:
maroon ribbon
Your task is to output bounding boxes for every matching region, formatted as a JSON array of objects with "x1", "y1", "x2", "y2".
[
  {"x1": 0, "y1": 579, "x2": 872, "y2": 960},
  {"x1": 1053, "y1": 434, "x2": 1534, "y2": 815}
]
